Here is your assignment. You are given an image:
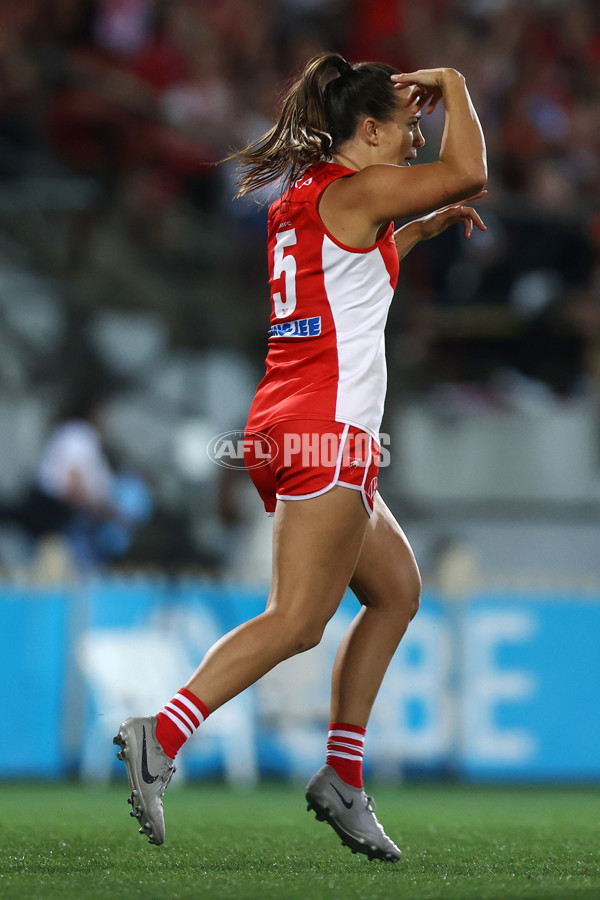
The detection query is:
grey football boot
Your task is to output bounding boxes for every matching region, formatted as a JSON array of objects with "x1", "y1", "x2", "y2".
[
  {"x1": 113, "y1": 716, "x2": 176, "y2": 845},
  {"x1": 306, "y1": 764, "x2": 402, "y2": 862}
]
